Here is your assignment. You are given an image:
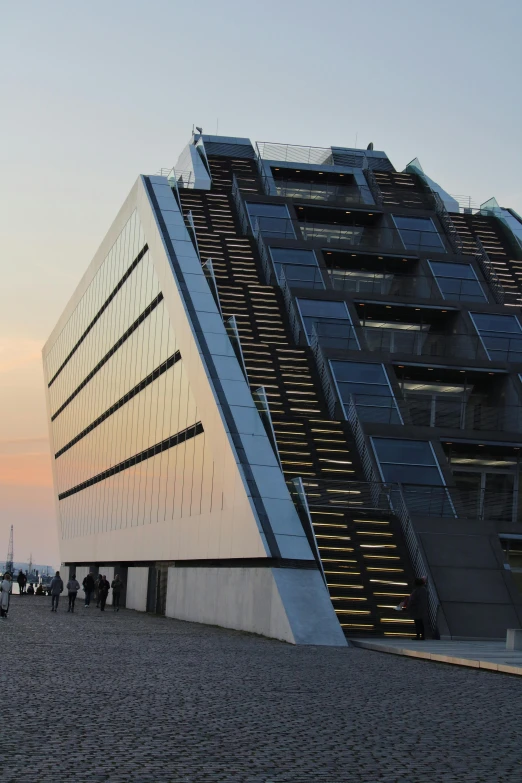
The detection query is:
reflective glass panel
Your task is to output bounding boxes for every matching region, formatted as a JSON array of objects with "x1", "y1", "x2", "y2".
[
  {"x1": 470, "y1": 312, "x2": 522, "y2": 361},
  {"x1": 393, "y1": 216, "x2": 445, "y2": 252},
  {"x1": 429, "y1": 261, "x2": 487, "y2": 302},
  {"x1": 330, "y1": 360, "x2": 401, "y2": 424}
]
